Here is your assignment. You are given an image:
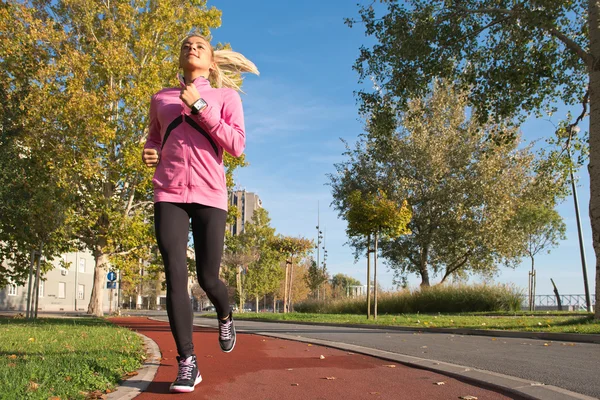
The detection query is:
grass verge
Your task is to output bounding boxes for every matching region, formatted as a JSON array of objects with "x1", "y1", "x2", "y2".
[
  {"x1": 226, "y1": 312, "x2": 600, "y2": 334},
  {"x1": 0, "y1": 317, "x2": 145, "y2": 400}
]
